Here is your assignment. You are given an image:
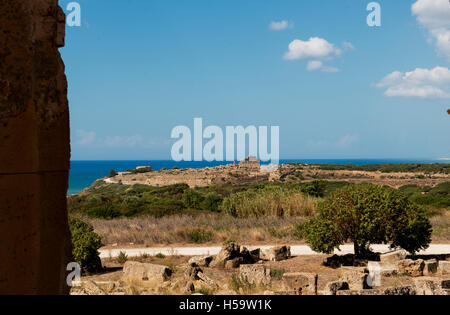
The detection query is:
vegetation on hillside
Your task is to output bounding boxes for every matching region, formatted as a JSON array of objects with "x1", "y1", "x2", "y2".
[
  {"x1": 399, "y1": 182, "x2": 450, "y2": 210},
  {"x1": 68, "y1": 176, "x2": 449, "y2": 246},
  {"x1": 312, "y1": 163, "x2": 449, "y2": 174},
  {"x1": 68, "y1": 181, "x2": 349, "y2": 219},
  {"x1": 126, "y1": 166, "x2": 154, "y2": 174},
  {"x1": 68, "y1": 179, "x2": 449, "y2": 220}
]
